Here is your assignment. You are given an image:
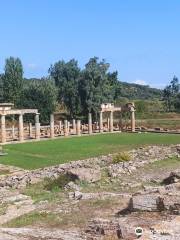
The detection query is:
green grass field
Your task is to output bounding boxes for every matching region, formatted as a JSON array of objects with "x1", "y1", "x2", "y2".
[{"x1": 1, "y1": 132, "x2": 180, "y2": 170}]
